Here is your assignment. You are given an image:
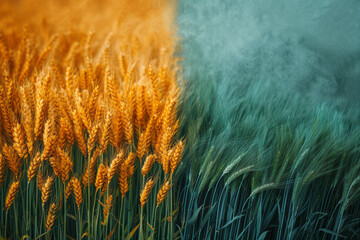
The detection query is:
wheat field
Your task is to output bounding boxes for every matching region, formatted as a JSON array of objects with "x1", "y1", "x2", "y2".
[{"x1": 0, "y1": 0, "x2": 184, "y2": 239}]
